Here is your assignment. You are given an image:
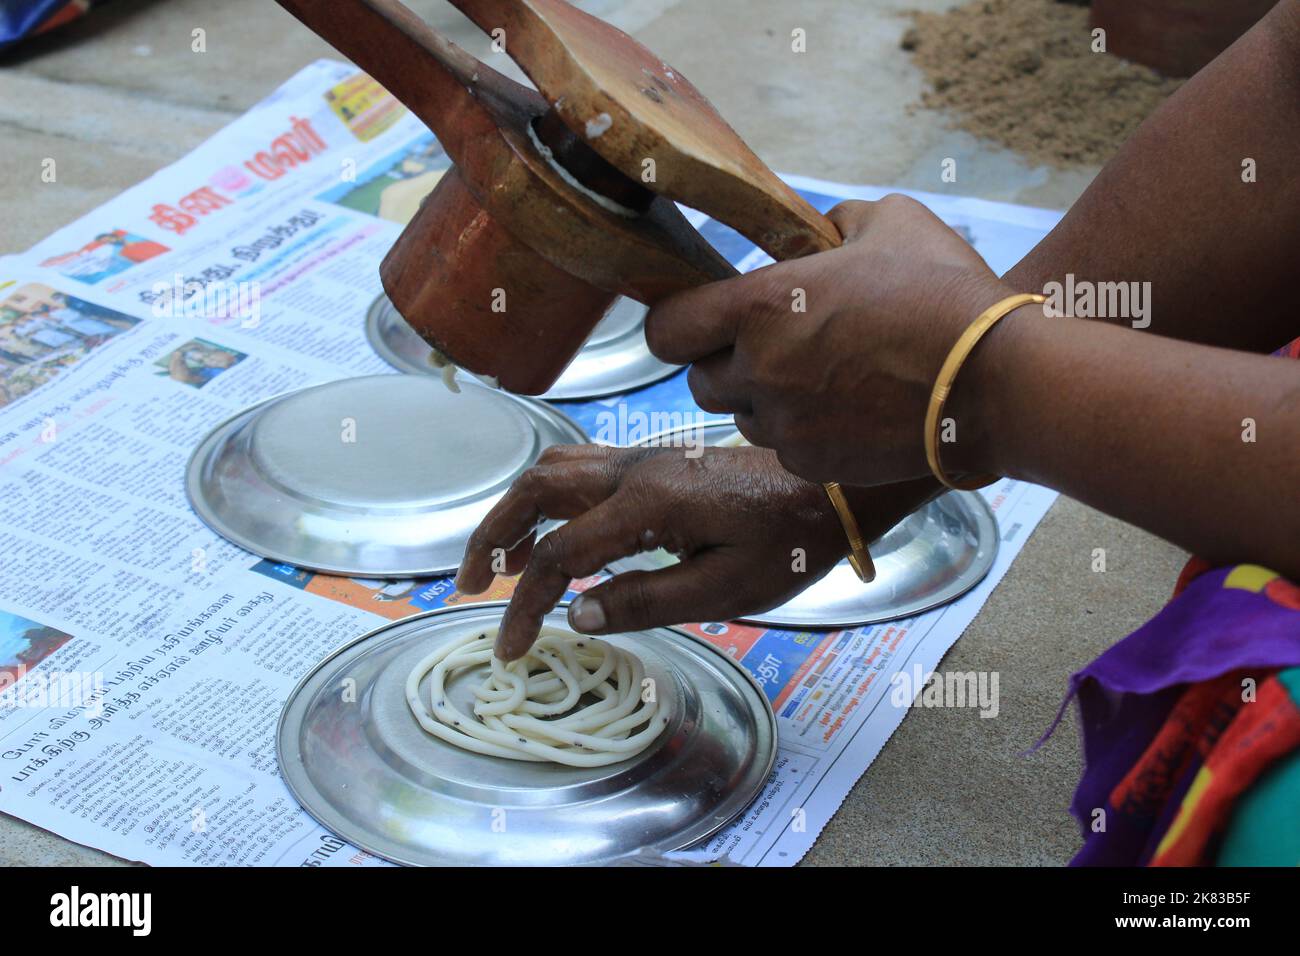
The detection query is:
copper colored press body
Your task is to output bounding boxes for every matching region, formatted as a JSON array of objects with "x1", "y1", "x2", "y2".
[
  {"x1": 275, "y1": 0, "x2": 843, "y2": 395},
  {"x1": 385, "y1": 165, "x2": 617, "y2": 390}
]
